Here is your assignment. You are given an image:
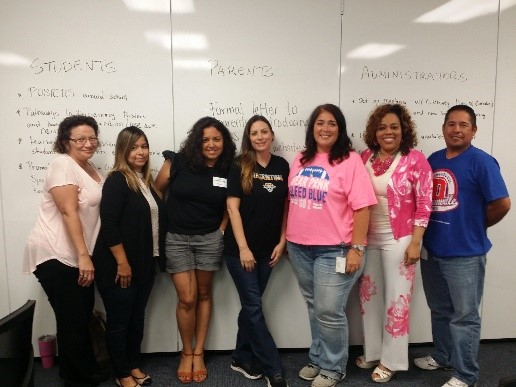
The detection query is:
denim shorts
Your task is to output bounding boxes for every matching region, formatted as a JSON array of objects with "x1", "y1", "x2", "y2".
[{"x1": 165, "y1": 229, "x2": 223, "y2": 273}]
